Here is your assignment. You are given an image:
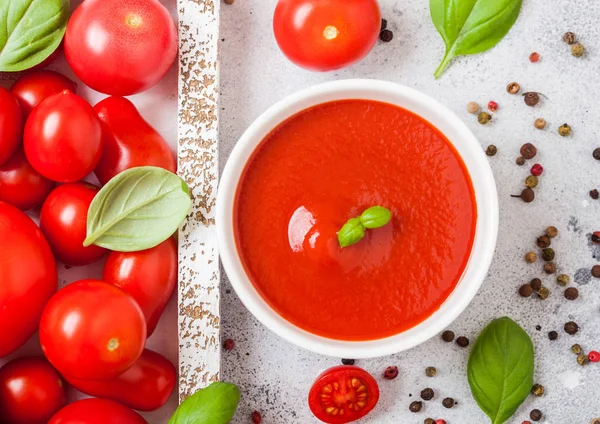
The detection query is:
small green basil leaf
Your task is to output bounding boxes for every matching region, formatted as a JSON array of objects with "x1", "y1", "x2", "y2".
[
  {"x1": 360, "y1": 206, "x2": 392, "y2": 229},
  {"x1": 430, "y1": 0, "x2": 523, "y2": 78},
  {"x1": 468, "y1": 317, "x2": 534, "y2": 424},
  {"x1": 0, "y1": 0, "x2": 70, "y2": 72},
  {"x1": 169, "y1": 382, "x2": 241, "y2": 424},
  {"x1": 338, "y1": 217, "x2": 365, "y2": 248},
  {"x1": 84, "y1": 166, "x2": 192, "y2": 252}
]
